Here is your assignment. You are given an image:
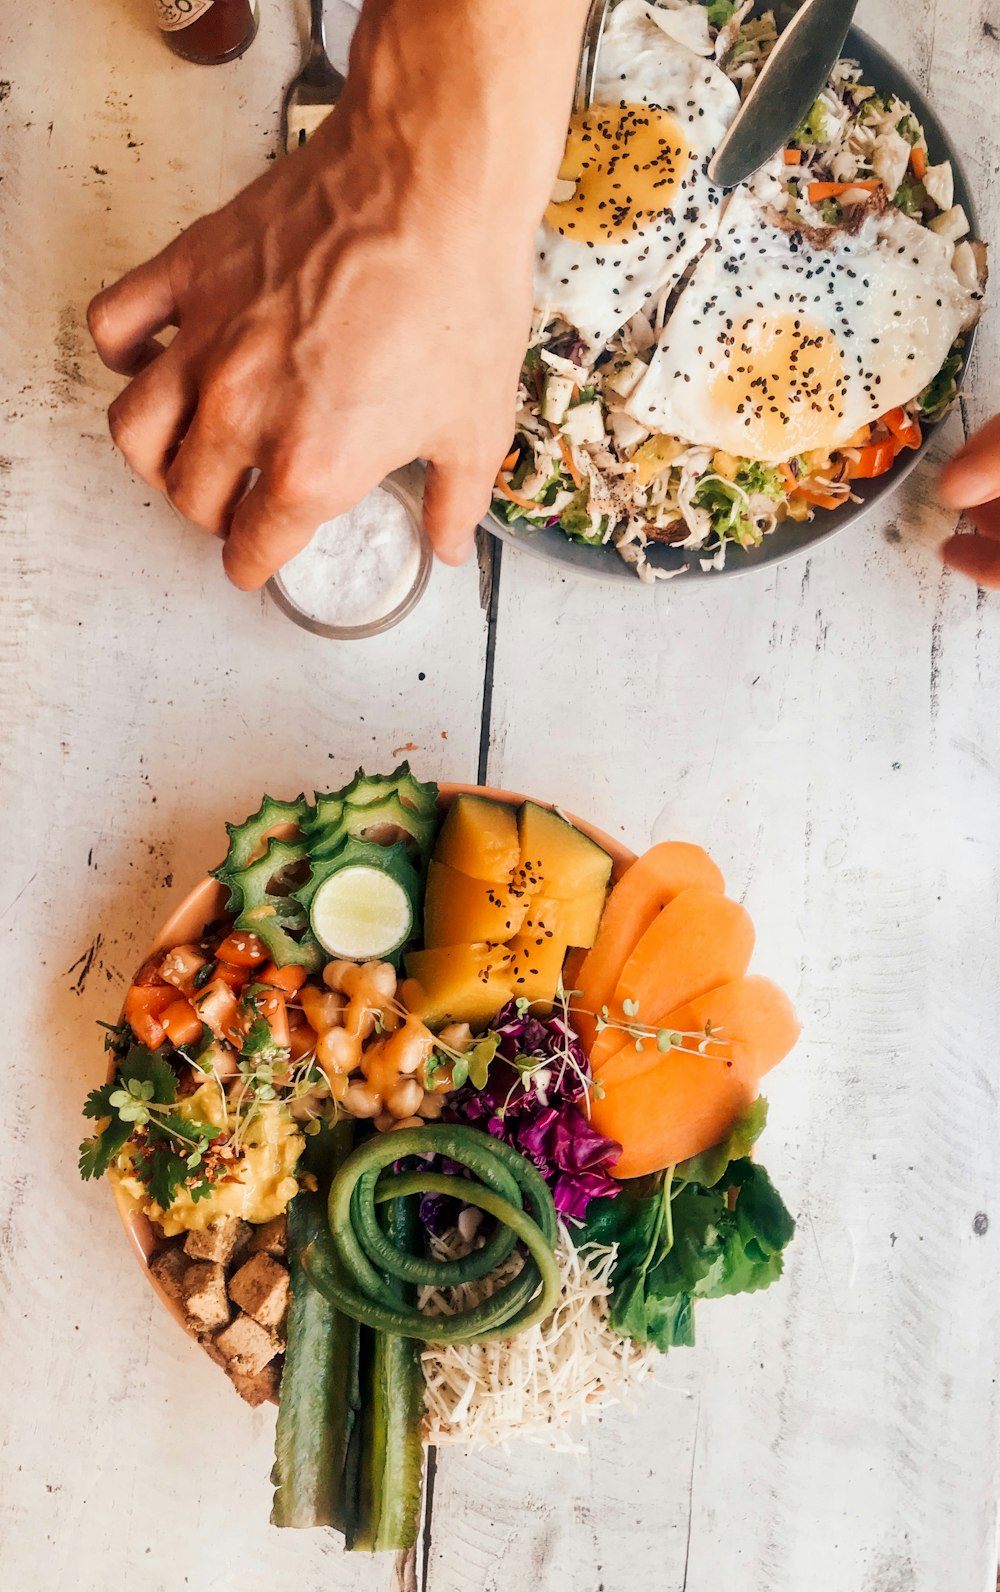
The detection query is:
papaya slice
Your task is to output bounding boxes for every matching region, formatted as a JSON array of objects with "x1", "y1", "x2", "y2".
[
  {"x1": 572, "y1": 842, "x2": 725, "y2": 1053},
  {"x1": 588, "y1": 886, "x2": 753, "y2": 1071},
  {"x1": 591, "y1": 975, "x2": 800, "y2": 1177}
]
